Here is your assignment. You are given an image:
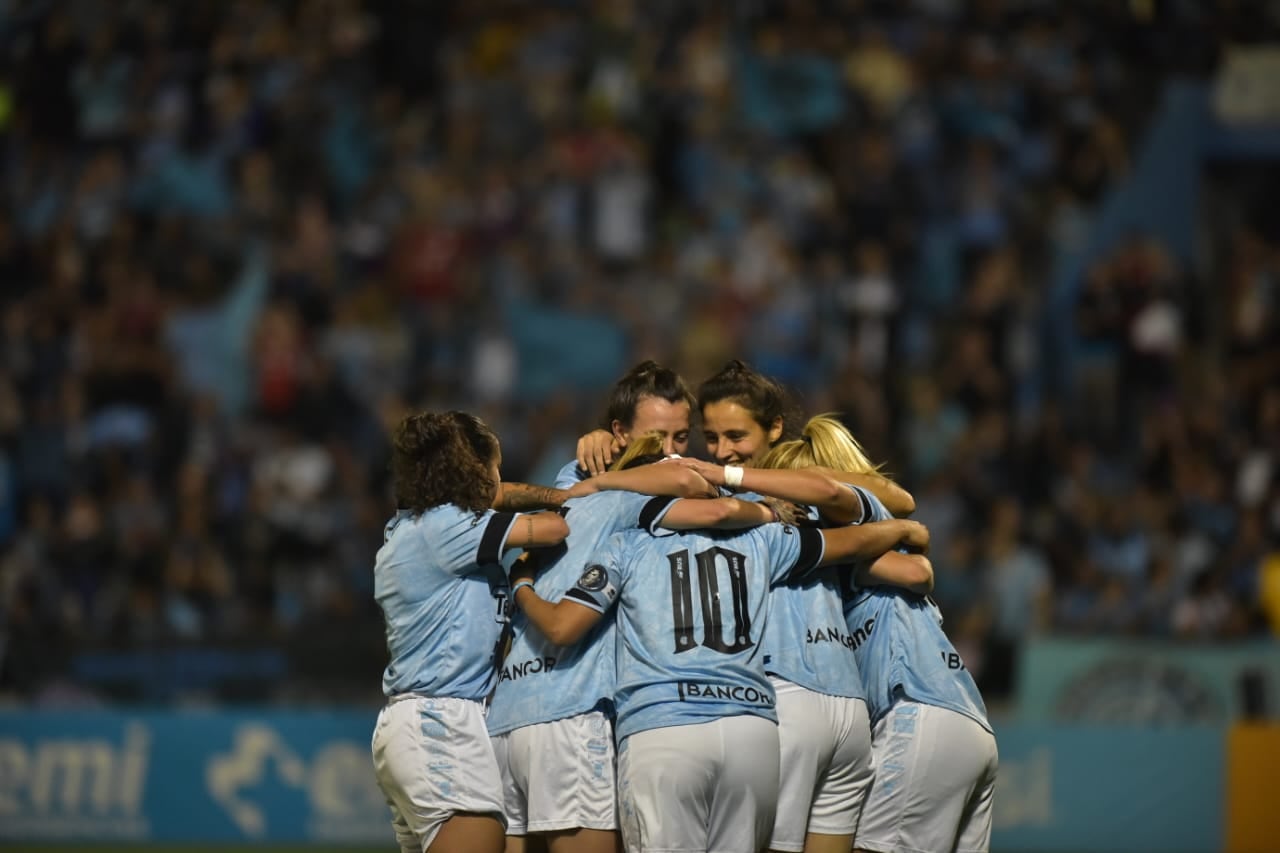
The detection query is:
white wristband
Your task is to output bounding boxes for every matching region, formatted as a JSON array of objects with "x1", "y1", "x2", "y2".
[
  {"x1": 511, "y1": 580, "x2": 534, "y2": 597},
  {"x1": 723, "y1": 465, "x2": 744, "y2": 488}
]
